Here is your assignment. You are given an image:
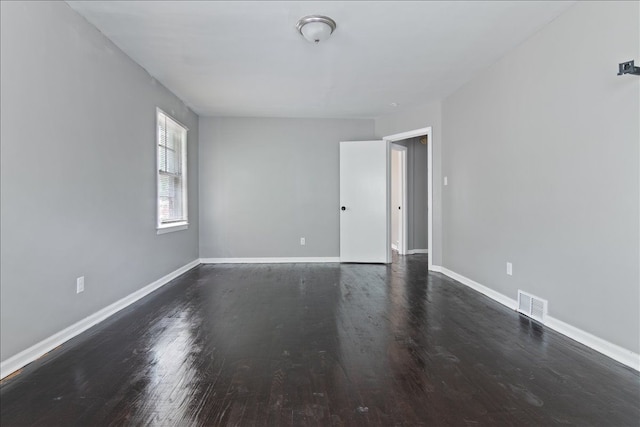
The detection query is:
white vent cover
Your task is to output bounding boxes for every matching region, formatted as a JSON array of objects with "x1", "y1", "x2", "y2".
[{"x1": 517, "y1": 290, "x2": 548, "y2": 323}]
